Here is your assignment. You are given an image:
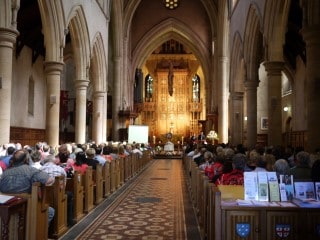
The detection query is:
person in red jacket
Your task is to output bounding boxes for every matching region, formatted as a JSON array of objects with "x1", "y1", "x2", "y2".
[{"x1": 216, "y1": 153, "x2": 247, "y2": 185}]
